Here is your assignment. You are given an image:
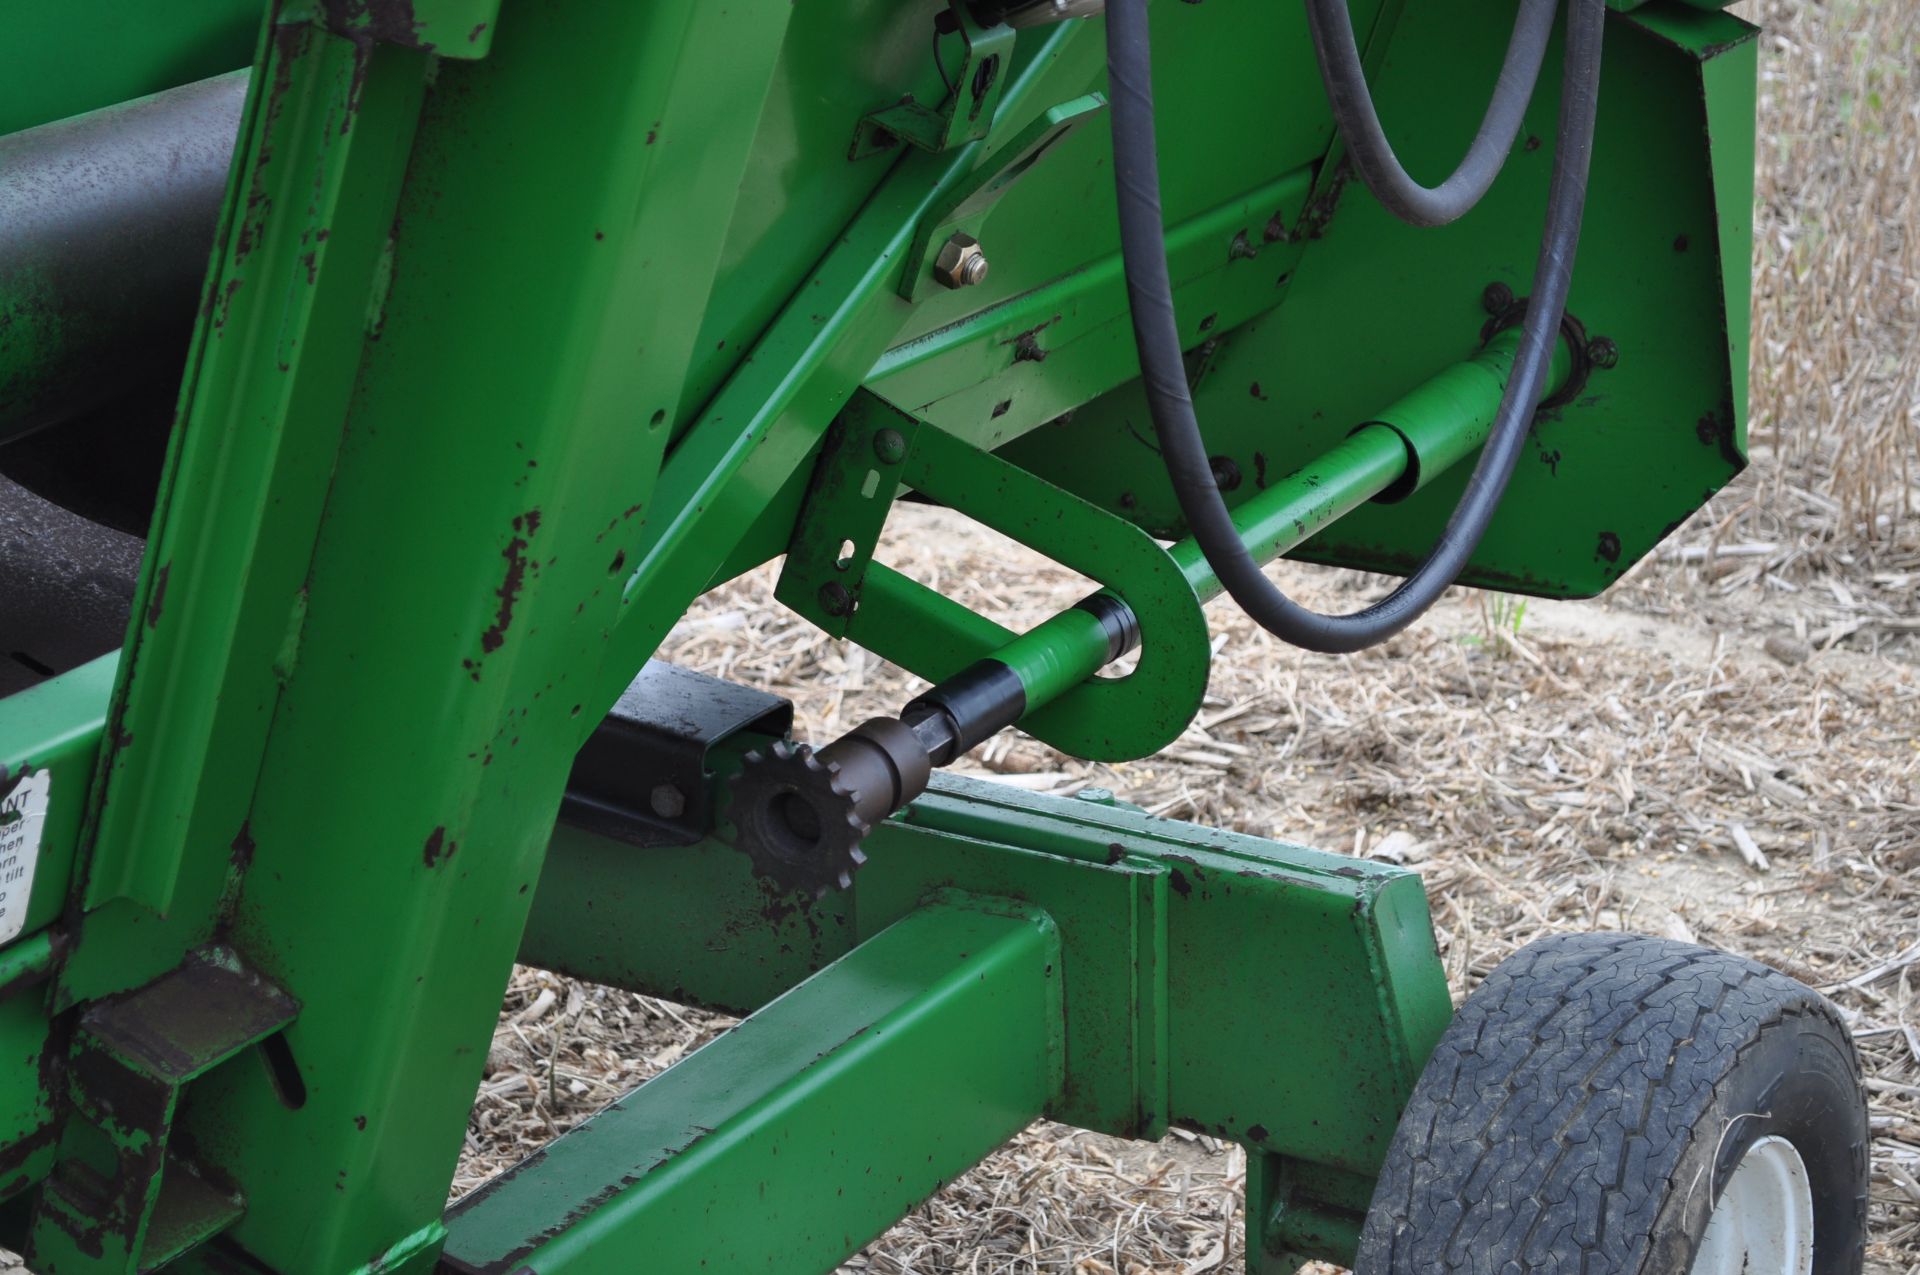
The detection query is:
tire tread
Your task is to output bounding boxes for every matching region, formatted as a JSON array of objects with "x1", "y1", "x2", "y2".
[{"x1": 1355, "y1": 933, "x2": 1864, "y2": 1275}]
